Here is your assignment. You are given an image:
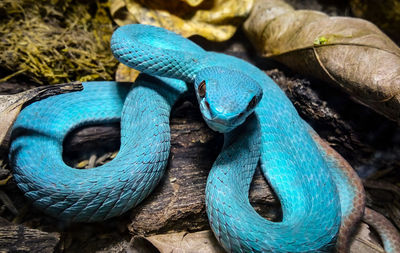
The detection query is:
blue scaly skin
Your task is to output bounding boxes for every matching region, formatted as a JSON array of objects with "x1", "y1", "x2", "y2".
[
  {"x1": 9, "y1": 24, "x2": 373, "y2": 252},
  {"x1": 10, "y1": 77, "x2": 188, "y2": 222},
  {"x1": 111, "y1": 25, "x2": 342, "y2": 252},
  {"x1": 109, "y1": 25, "x2": 263, "y2": 134}
]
